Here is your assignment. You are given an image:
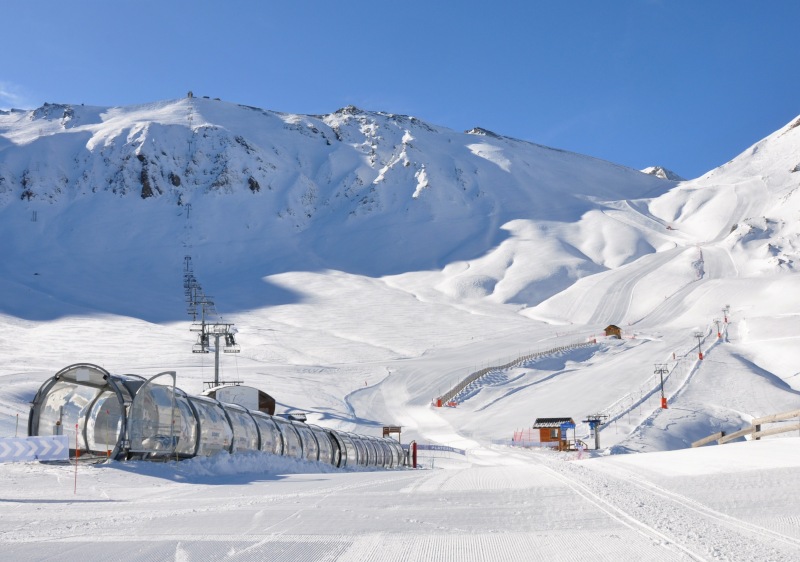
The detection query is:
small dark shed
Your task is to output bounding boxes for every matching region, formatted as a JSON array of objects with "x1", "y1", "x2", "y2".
[{"x1": 604, "y1": 325, "x2": 622, "y2": 339}]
